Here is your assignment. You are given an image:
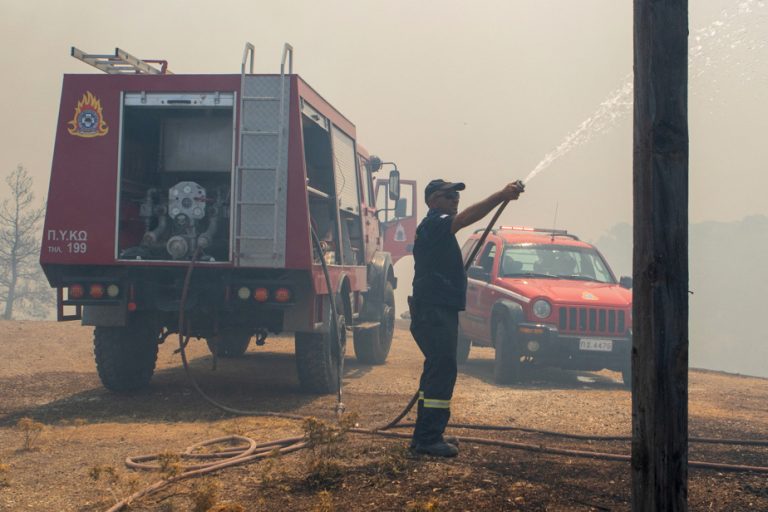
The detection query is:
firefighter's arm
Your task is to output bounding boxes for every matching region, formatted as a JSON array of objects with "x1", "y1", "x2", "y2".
[{"x1": 451, "y1": 182, "x2": 524, "y2": 234}]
